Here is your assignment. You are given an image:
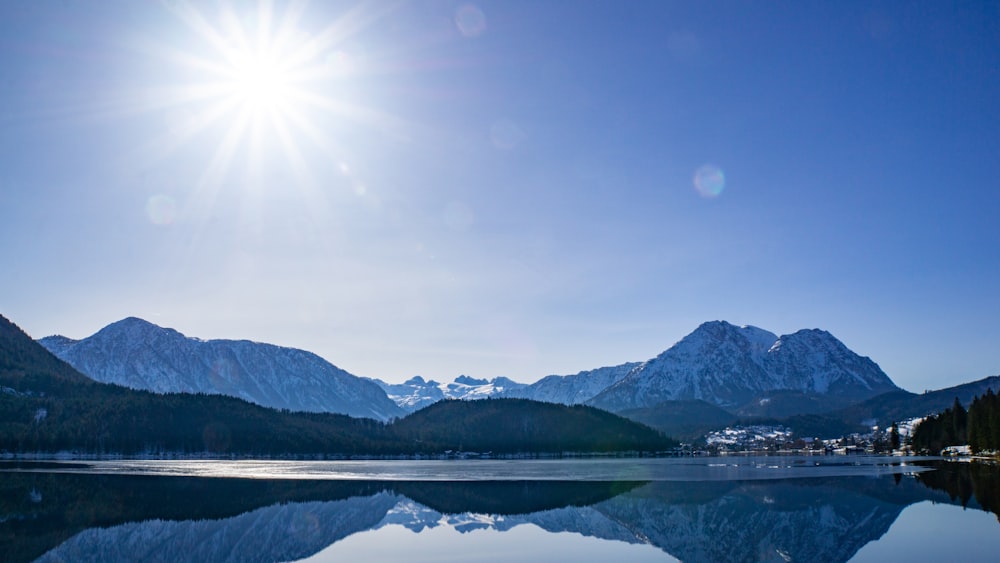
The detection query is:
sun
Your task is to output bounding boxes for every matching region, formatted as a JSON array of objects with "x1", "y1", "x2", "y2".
[
  {"x1": 228, "y1": 49, "x2": 292, "y2": 112},
  {"x1": 138, "y1": 0, "x2": 397, "y2": 201}
]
